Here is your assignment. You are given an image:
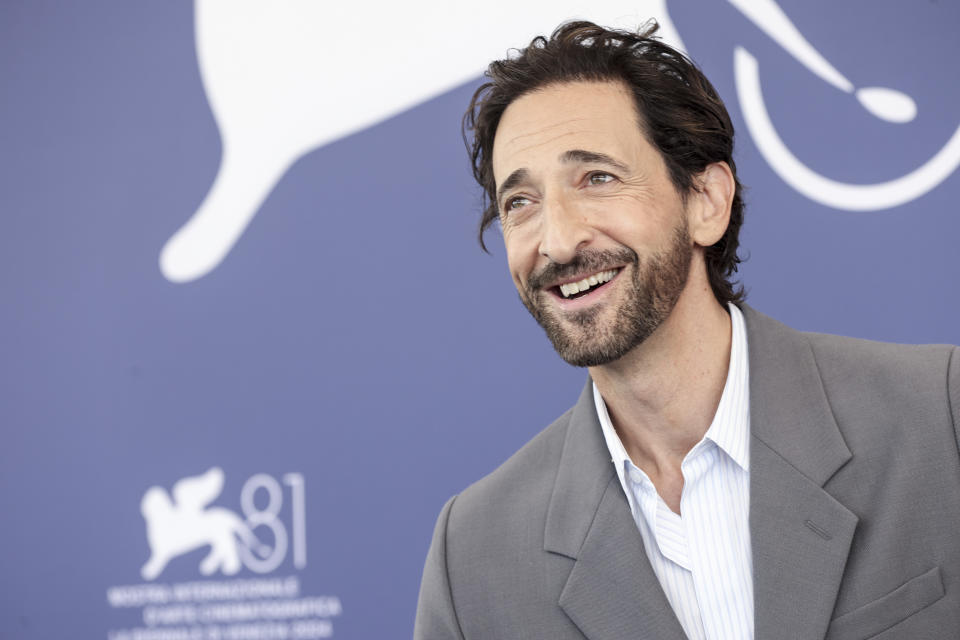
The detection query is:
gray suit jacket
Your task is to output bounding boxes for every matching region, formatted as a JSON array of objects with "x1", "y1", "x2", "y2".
[{"x1": 415, "y1": 306, "x2": 960, "y2": 639}]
